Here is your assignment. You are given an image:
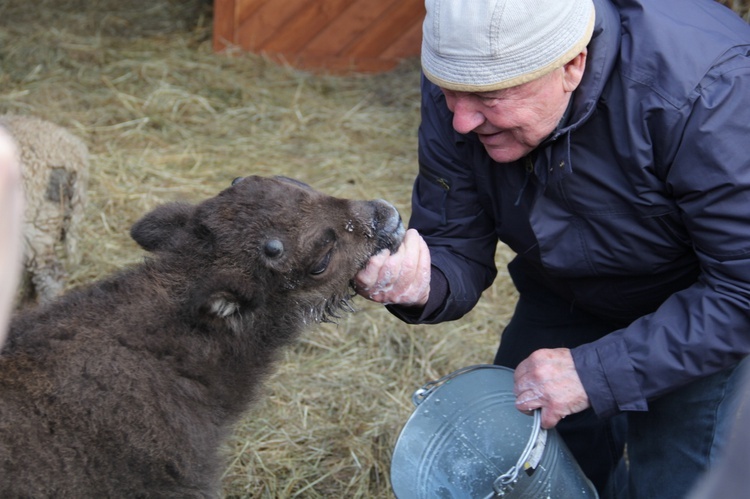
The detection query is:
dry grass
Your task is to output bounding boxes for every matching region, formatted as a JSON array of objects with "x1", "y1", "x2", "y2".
[
  {"x1": 4, "y1": 1, "x2": 746, "y2": 497},
  {"x1": 719, "y1": 0, "x2": 750, "y2": 21},
  {"x1": 0, "y1": 1, "x2": 516, "y2": 497}
]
